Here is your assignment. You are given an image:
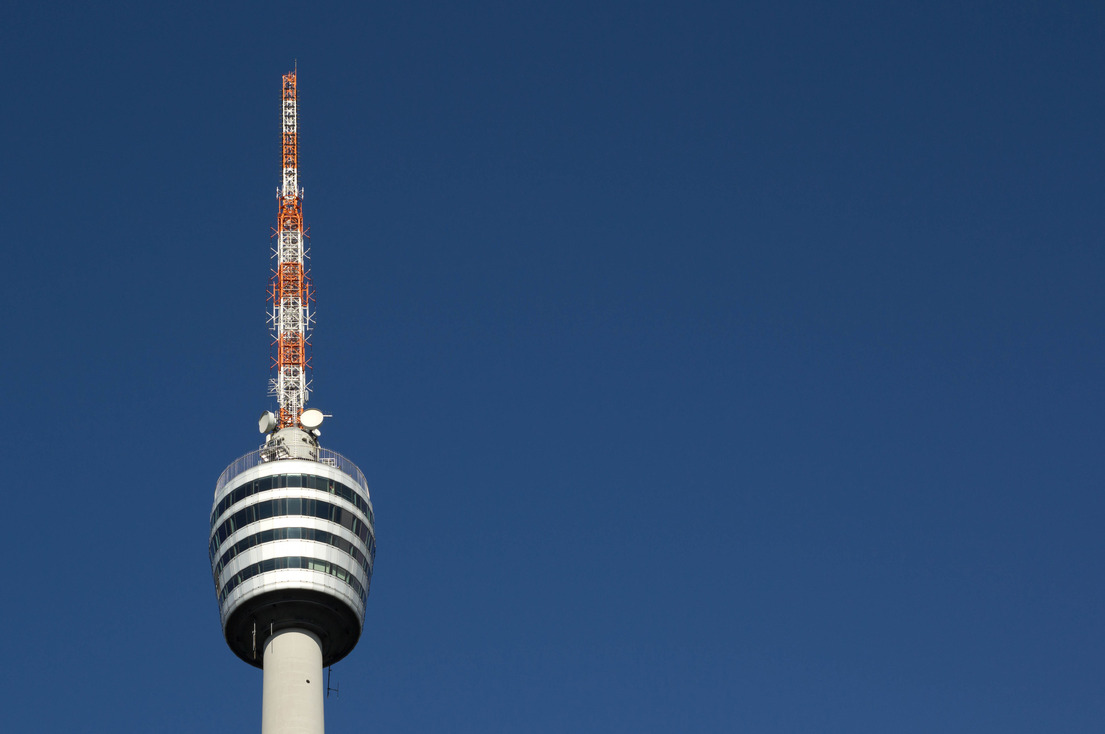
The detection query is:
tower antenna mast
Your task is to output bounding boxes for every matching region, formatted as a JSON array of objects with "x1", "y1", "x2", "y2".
[{"x1": 271, "y1": 69, "x2": 313, "y2": 429}]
